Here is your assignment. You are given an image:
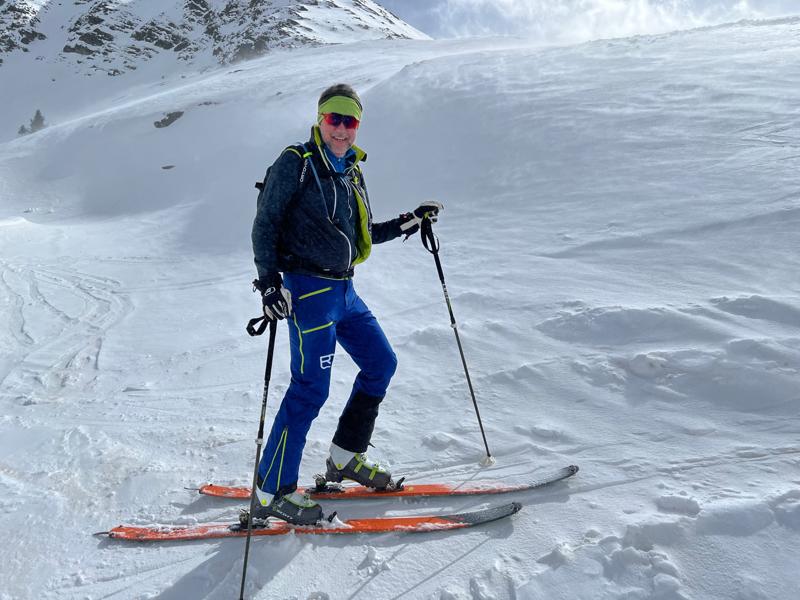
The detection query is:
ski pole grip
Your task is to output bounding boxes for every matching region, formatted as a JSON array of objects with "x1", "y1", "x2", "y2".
[{"x1": 246, "y1": 315, "x2": 270, "y2": 337}]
